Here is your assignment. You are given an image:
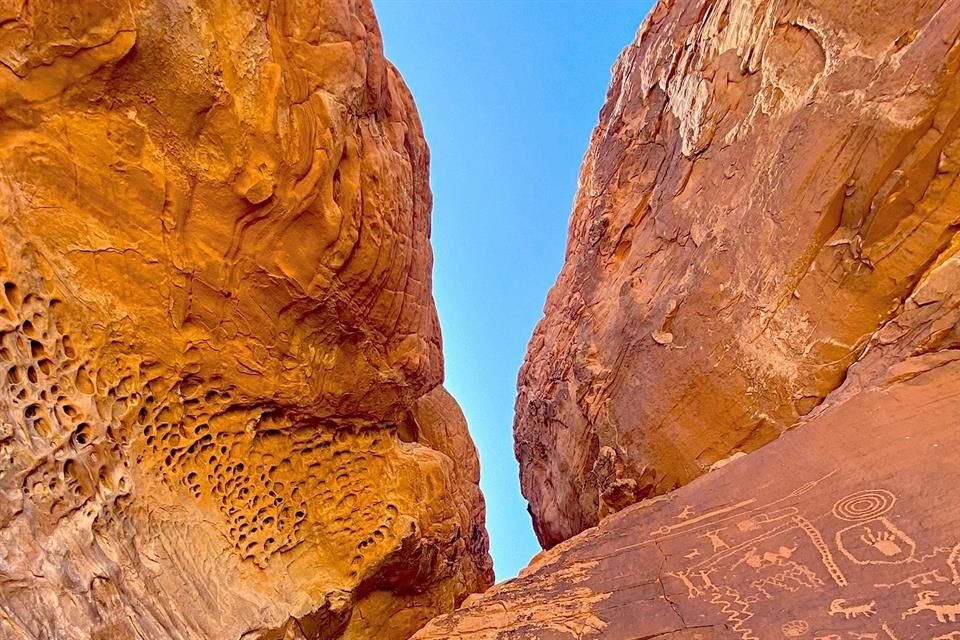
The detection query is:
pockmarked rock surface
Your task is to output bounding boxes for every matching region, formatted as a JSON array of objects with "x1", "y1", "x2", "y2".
[
  {"x1": 515, "y1": 0, "x2": 960, "y2": 548},
  {"x1": 416, "y1": 349, "x2": 960, "y2": 639},
  {"x1": 0, "y1": 2, "x2": 491, "y2": 639}
]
